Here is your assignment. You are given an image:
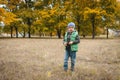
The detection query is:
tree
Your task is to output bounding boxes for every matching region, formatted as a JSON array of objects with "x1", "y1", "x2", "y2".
[
  {"x1": 83, "y1": 7, "x2": 106, "y2": 39},
  {"x1": 54, "y1": 2, "x2": 67, "y2": 38},
  {"x1": 15, "y1": 0, "x2": 36, "y2": 38},
  {"x1": 0, "y1": 7, "x2": 18, "y2": 38},
  {"x1": 71, "y1": 0, "x2": 88, "y2": 35},
  {"x1": 0, "y1": 0, "x2": 21, "y2": 38},
  {"x1": 1, "y1": 0, "x2": 120, "y2": 39},
  {"x1": 113, "y1": 1, "x2": 120, "y2": 30},
  {"x1": 100, "y1": 0, "x2": 117, "y2": 38}
]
